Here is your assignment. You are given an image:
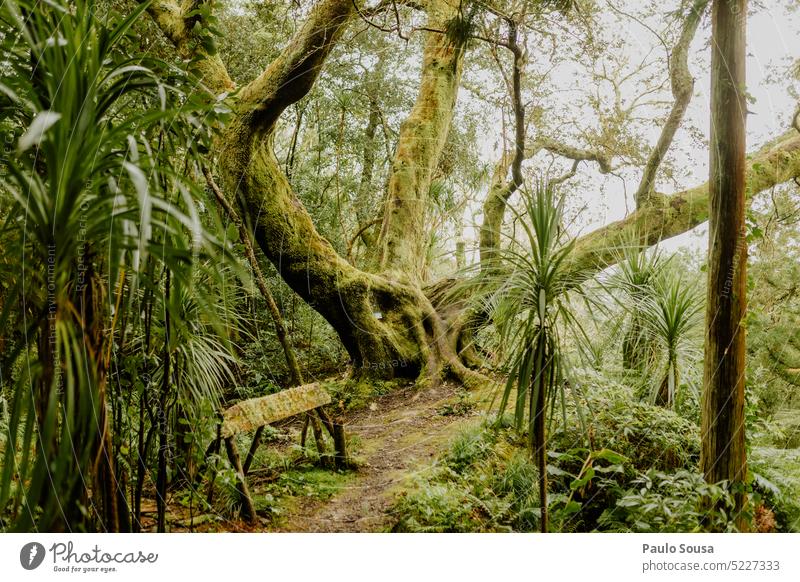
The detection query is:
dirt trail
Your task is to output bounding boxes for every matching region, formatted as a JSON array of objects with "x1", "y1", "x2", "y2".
[{"x1": 274, "y1": 382, "x2": 489, "y2": 532}]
